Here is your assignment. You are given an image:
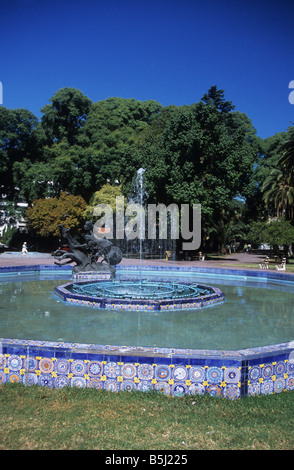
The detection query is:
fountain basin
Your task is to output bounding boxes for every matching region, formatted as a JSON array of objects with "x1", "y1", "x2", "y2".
[
  {"x1": 54, "y1": 279, "x2": 225, "y2": 311},
  {"x1": 0, "y1": 264, "x2": 294, "y2": 399}
]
